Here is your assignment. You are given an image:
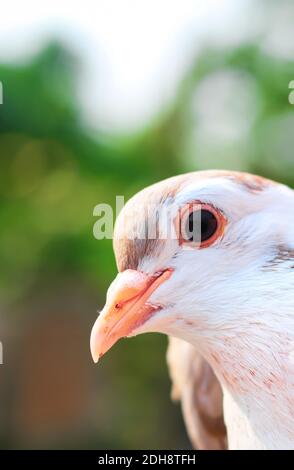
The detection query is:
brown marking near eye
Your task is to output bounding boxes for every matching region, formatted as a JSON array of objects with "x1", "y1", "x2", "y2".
[
  {"x1": 114, "y1": 184, "x2": 171, "y2": 271},
  {"x1": 262, "y1": 245, "x2": 294, "y2": 271},
  {"x1": 114, "y1": 237, "x2": 162, "y2": 271}
]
